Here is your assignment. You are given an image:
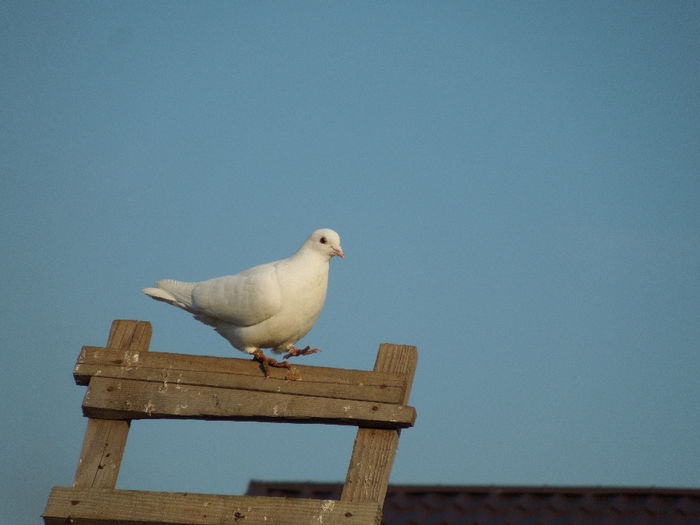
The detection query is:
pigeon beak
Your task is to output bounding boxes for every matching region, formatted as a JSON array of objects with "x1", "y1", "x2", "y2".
[{"x1": 333, "y1": 246, "x2": 344, "y2": 258}]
